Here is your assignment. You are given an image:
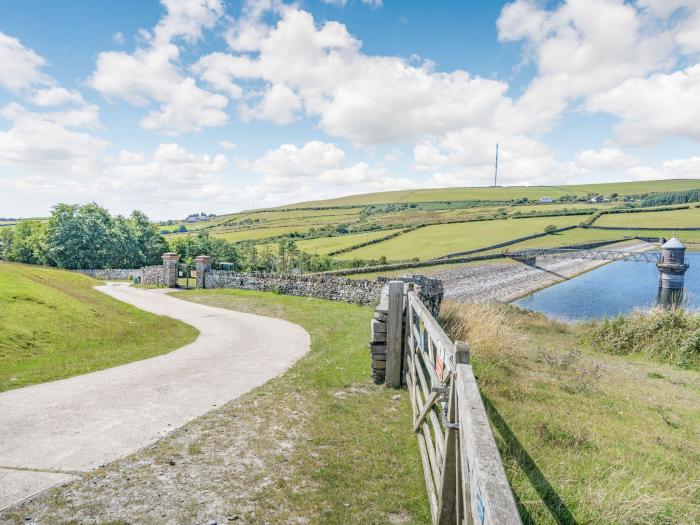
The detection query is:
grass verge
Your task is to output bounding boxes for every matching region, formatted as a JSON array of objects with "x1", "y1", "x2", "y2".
[
  {"x1": 441, "y1": 301, "x2": 700, "y2": 524},
  {"x1": 0, "y1": 263, "x2": 198, "y2": 392},
  {"x1": 2, "y1": 289, "x2": 429, "y2": 524}
]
